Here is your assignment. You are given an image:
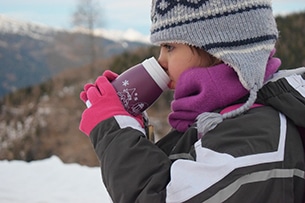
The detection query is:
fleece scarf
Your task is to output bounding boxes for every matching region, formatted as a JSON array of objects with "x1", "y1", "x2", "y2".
[{"x1": 169, "y1": 54, "x2": 281, "y2": 132}]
